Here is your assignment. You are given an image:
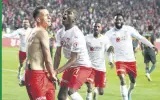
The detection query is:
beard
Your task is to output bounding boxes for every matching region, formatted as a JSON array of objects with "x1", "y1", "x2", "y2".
[{"x1": 115, "y1": 23, "x2": 123, "y2": 29}]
